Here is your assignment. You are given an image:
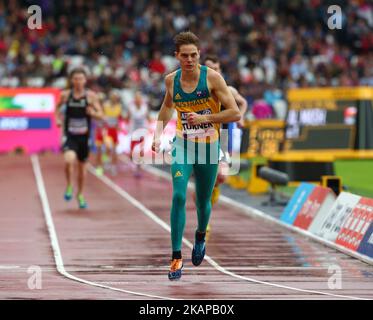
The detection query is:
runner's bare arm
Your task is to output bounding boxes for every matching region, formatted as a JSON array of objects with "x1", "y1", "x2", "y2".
[
  {"x1": 55, "y1": 90, "x2": 69, "y2": 127},
  {"x1": 87, "y1": 91, "x2": 104, "y2": 120},
  {"x1": 186, "y1": 71, "x2": 240, "y2": 125},
  {"x1": 125, "y1": 111, "x2": 131, "y2": 122},
  {"x1": 229, "y1": 86, "x2": 248, "y2": 127},
  {"x1": 146, "y1": 111, "x2": 152, "y2": 123},
  {"x1": 152, "y1": 74, "x2": 175, "y2": 152},
  {"x1": 122, "y1": 105, "x2": 130, "y2": 121}
]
